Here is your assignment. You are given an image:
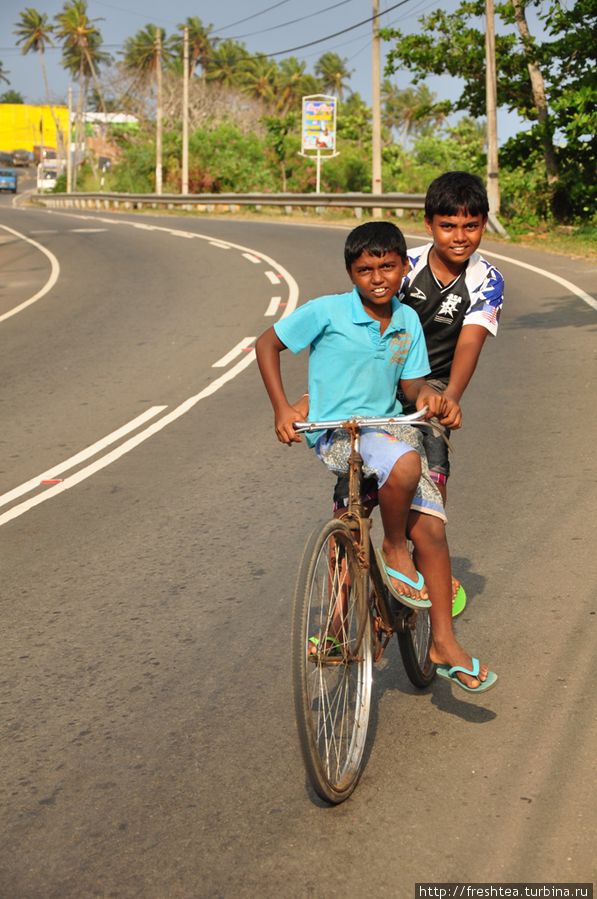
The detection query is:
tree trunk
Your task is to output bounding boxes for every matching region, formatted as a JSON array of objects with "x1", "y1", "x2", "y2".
[{"x1": 511, "y1": 0, "x2": 559, "y2": 184}]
